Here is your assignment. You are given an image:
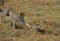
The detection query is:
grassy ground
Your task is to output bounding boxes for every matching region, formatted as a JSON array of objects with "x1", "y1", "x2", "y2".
[{"x1": 0, "y1": 0, "x2": 60, "y2": 41}]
